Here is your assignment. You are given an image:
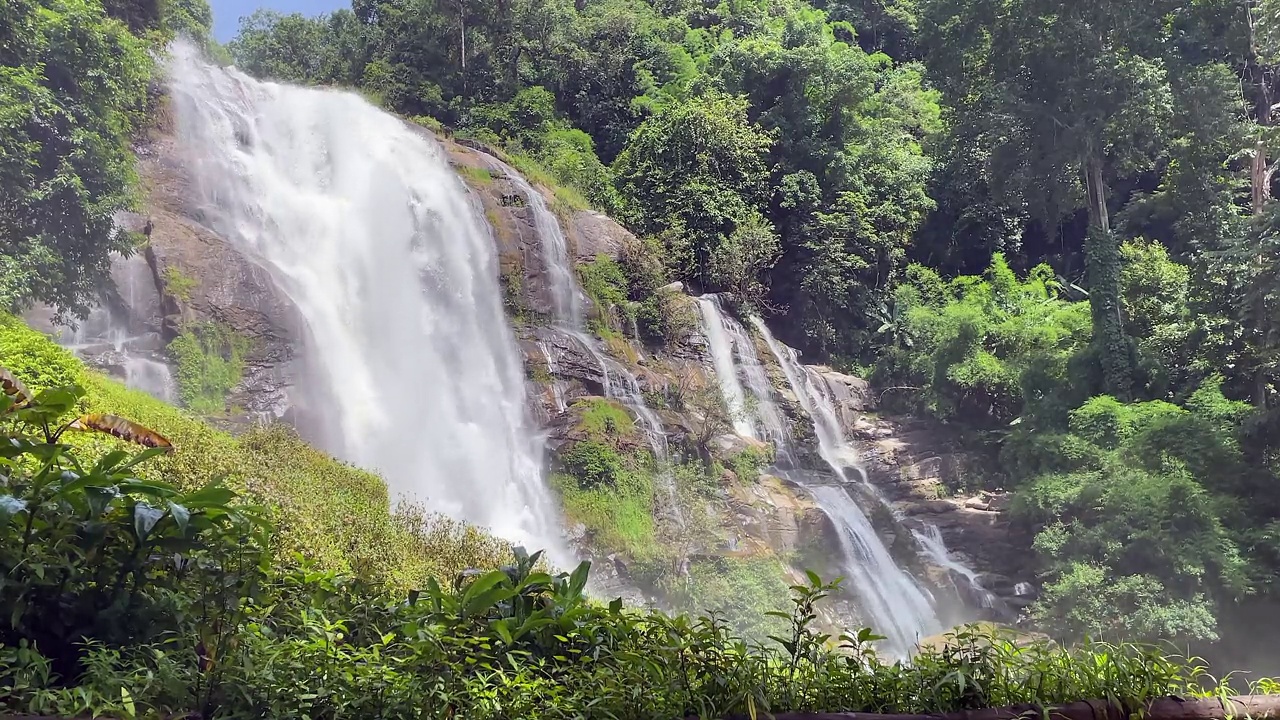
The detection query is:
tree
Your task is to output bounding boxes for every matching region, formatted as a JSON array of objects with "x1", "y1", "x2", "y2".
[
  {"x1": 0, "y1": 0, "x2": 151, "y2": 320},
  {"x1": 614, "y1": 92, "x2": 775, "y2": 292},
  {"x1": 920, "y1": 0, "x2": 1183, "y2": 399}
]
